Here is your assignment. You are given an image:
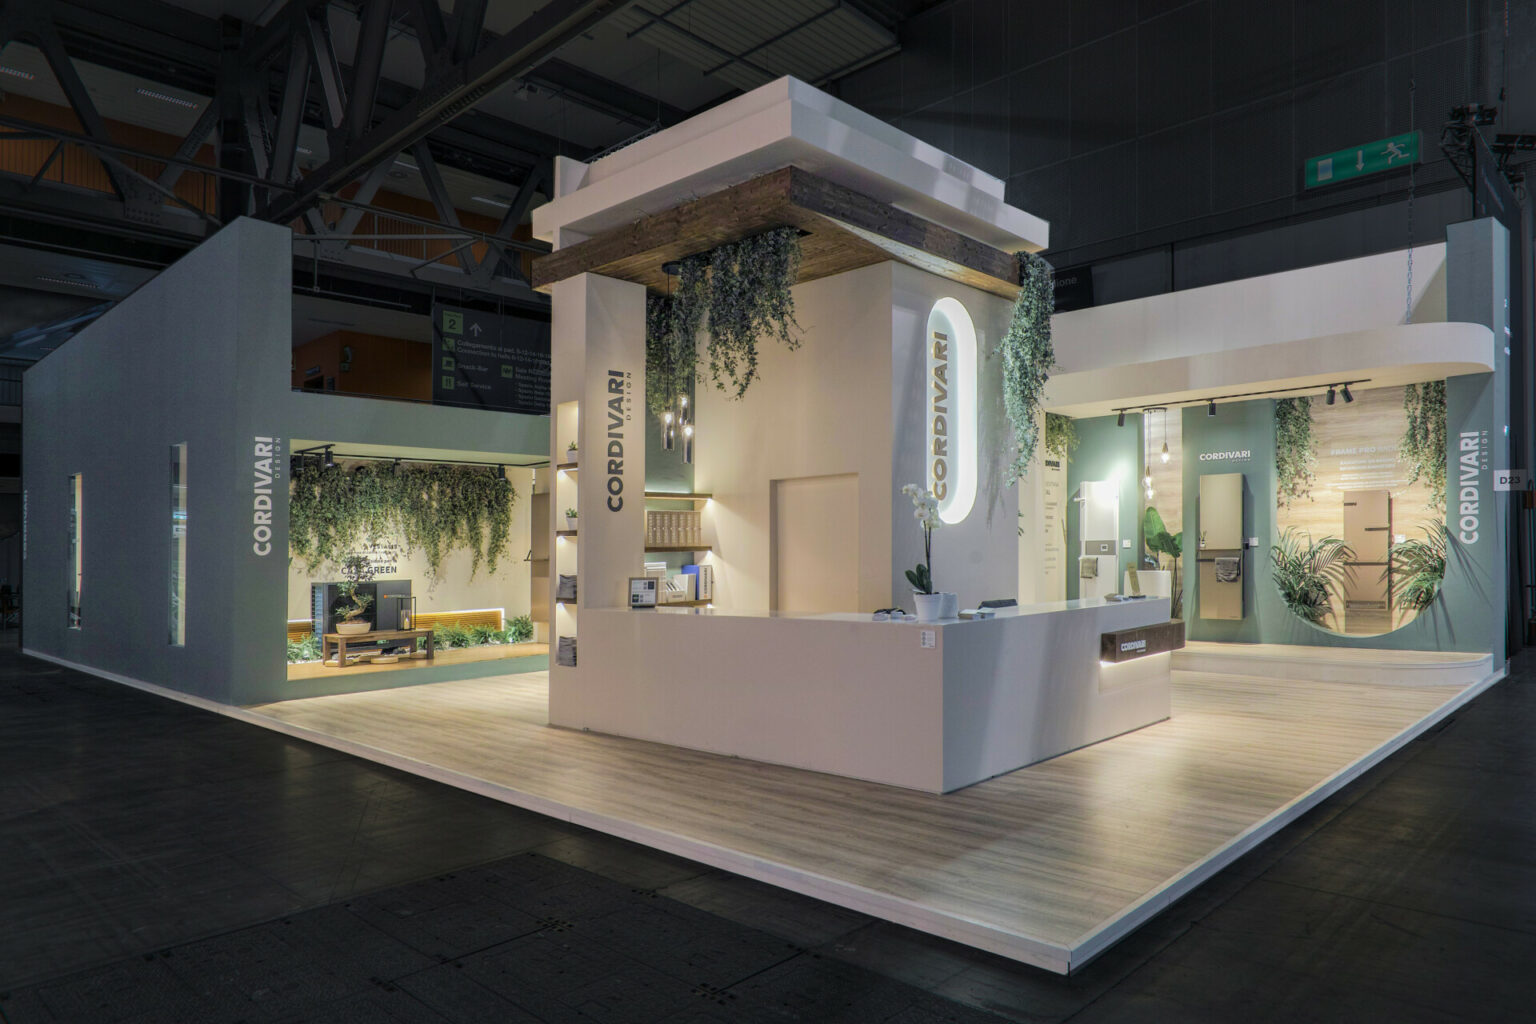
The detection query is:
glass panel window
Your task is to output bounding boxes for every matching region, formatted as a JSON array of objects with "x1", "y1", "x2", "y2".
[
  {"x1": 67, "y1": 474, "x2": 81, "y2": 629},
  {"x1": 169, "y1": 444, "x2": 187, "y2": 645}
]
